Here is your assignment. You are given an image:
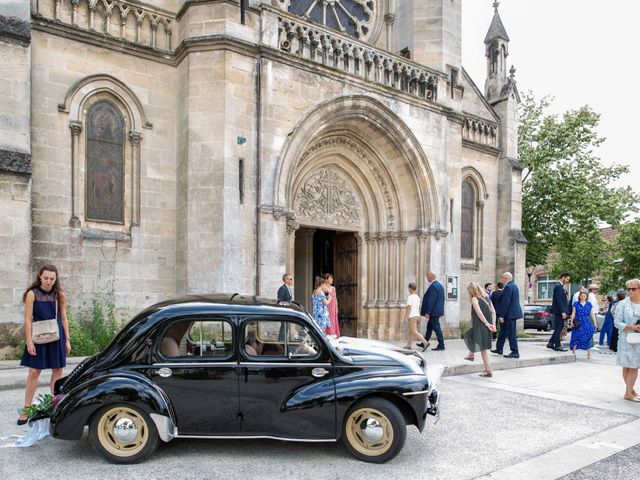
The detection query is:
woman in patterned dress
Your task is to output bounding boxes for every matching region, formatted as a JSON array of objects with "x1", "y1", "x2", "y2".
[
  {"x1": 18, "y1": 265, "x2": 71, "y2": 425},
  {"x1": 568, "y1": 290, "x2": 597, "y2": 358},
  {"x1": 613, "y1": 278, "x2": 640, "y2": 402},
  {"x1": 322, "y1": 273, "x2": 340, "y2": 337},
  {"x1": 311, "y1": 276, "x2": 330, "y2": 331}
]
